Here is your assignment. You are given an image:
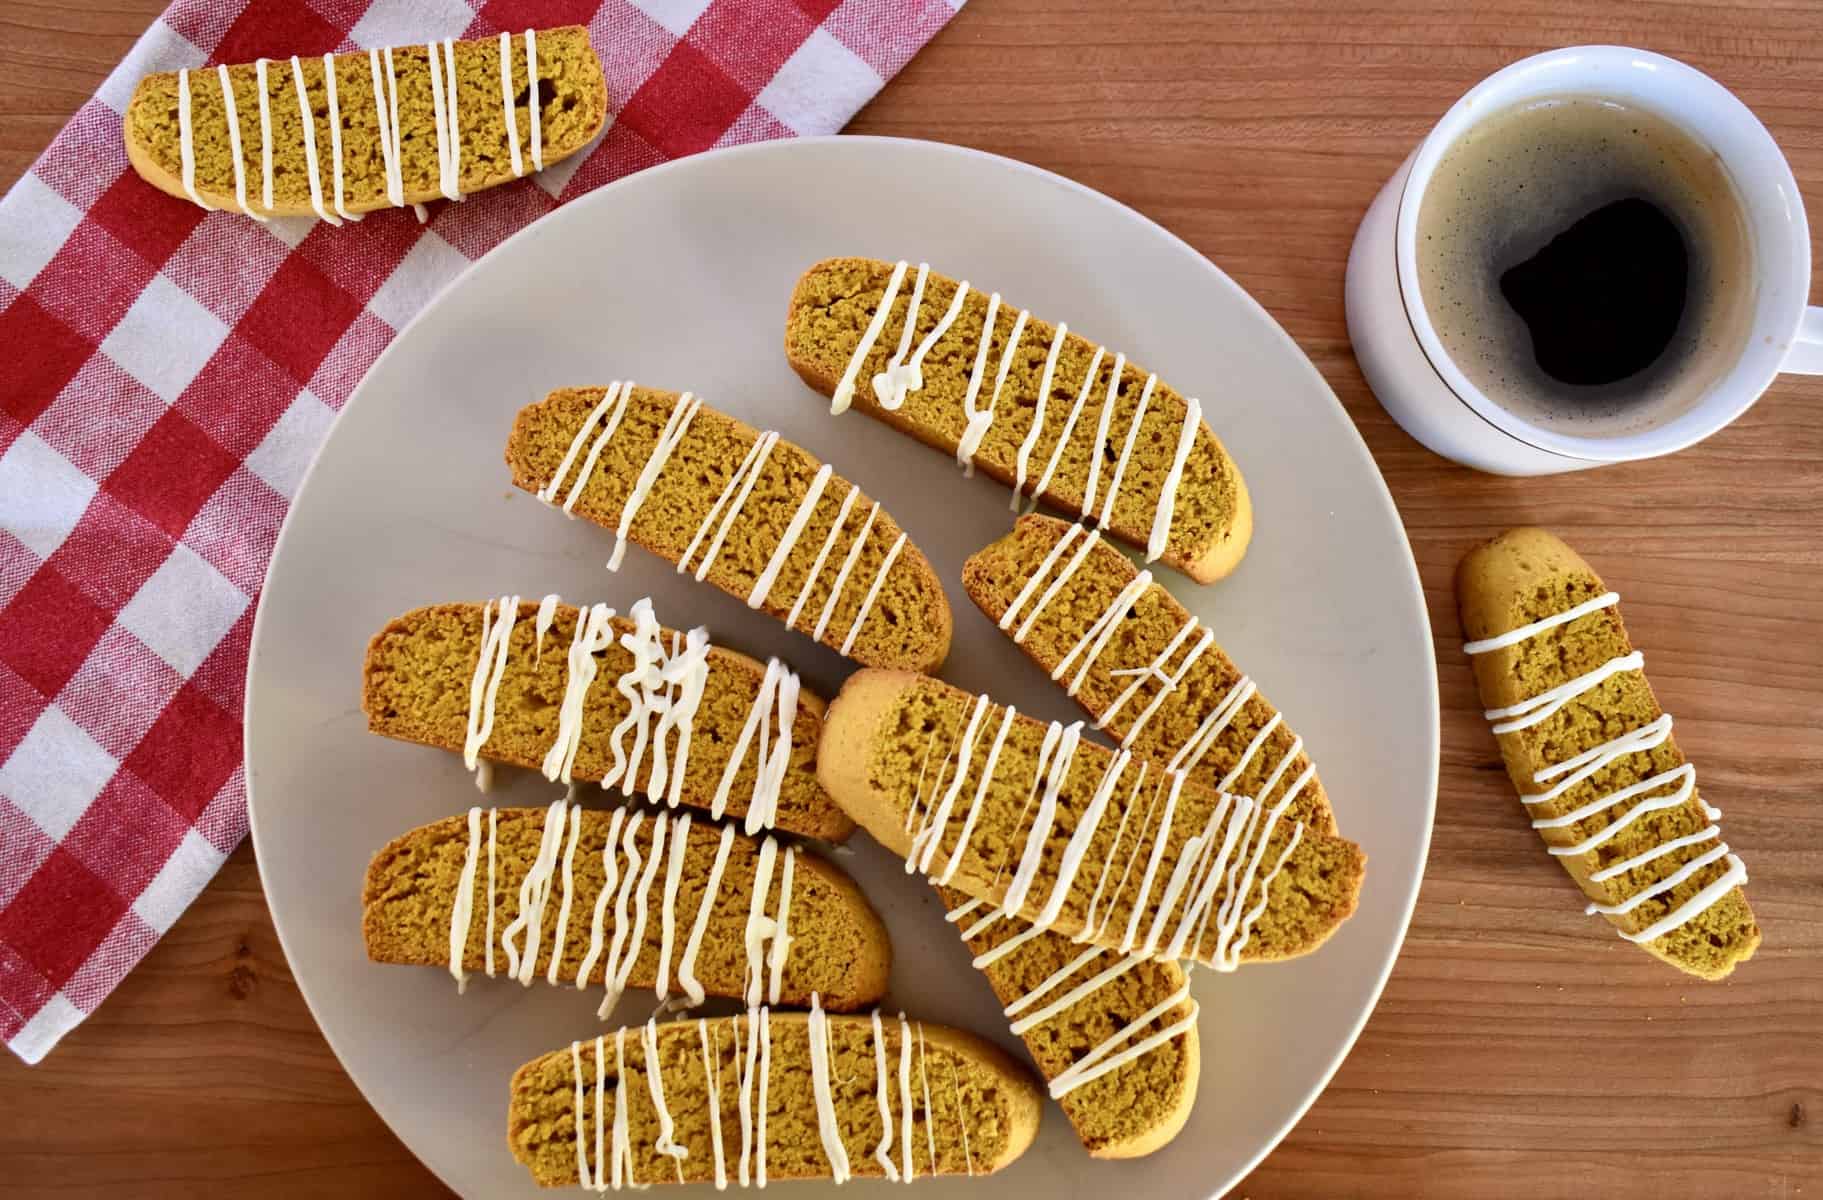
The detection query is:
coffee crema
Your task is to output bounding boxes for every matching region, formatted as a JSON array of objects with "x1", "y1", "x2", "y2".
[{"x1": 1415, "y1": 96, "x2": 1755, "y2": 437}]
